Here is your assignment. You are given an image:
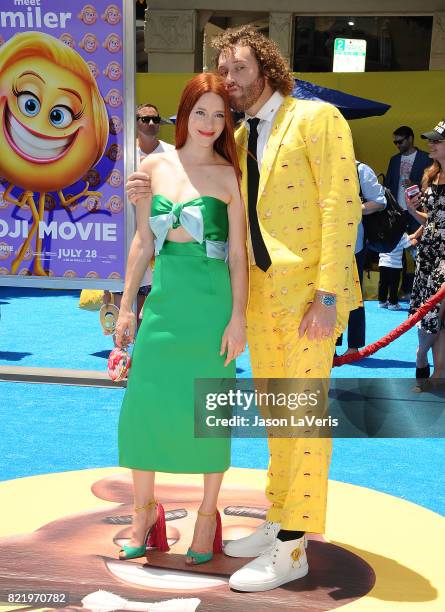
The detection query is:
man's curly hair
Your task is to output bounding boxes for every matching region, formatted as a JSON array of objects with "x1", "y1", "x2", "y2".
[{"x1": 211, "y1": 25, "x2": 294, "y2": 96}]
